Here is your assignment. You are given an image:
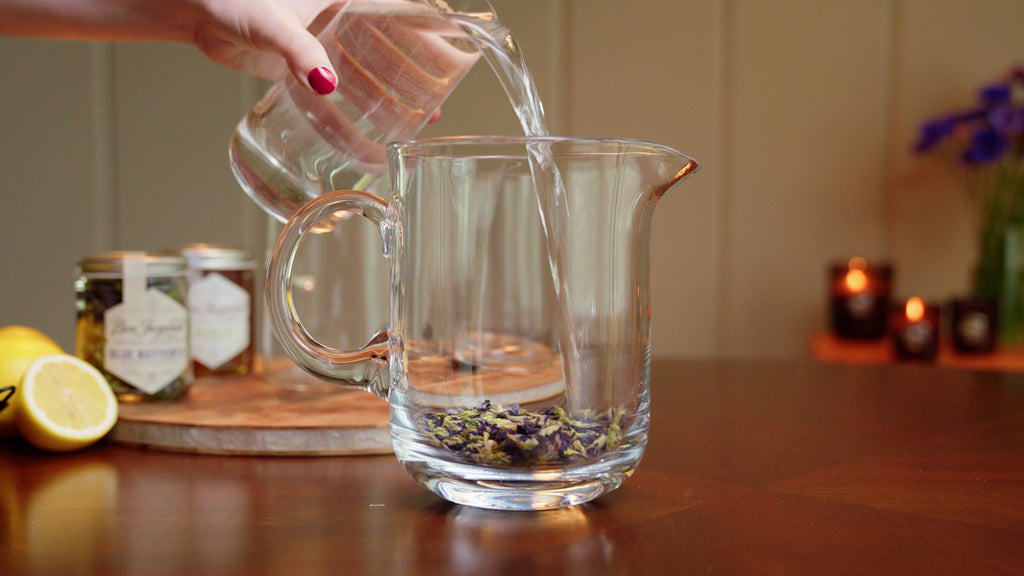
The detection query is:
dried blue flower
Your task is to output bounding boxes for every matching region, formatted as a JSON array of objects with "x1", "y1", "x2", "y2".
[{"x1": 425, "y1": 401, "x2": 623, "y2": 467}]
